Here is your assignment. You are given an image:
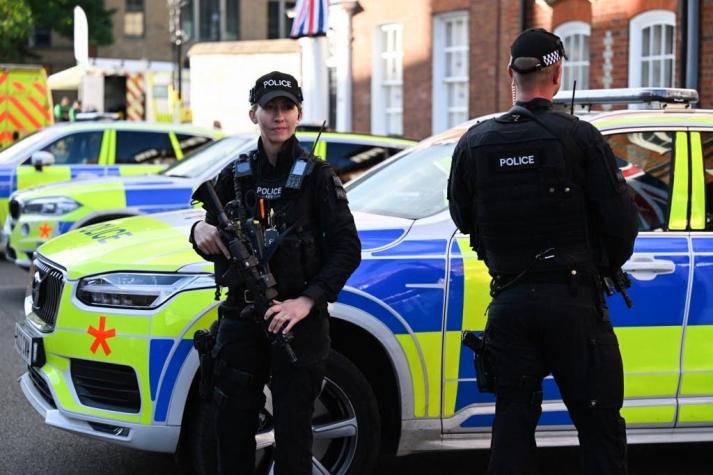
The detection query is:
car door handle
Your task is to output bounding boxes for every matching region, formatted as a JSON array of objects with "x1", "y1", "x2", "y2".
[{"x1": 622, "y1": 256, "x2": 676, "y2": 281}]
